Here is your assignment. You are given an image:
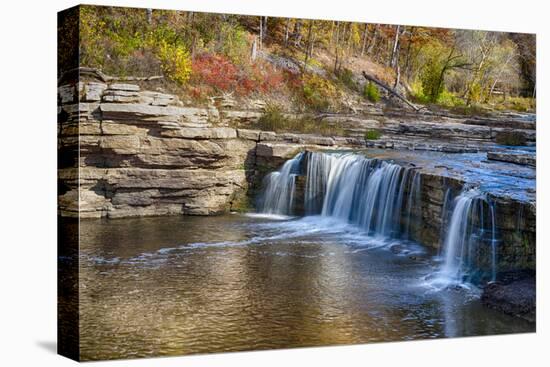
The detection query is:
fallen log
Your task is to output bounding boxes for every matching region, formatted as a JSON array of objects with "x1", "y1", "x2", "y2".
[{"x1": 362, "y1": 71, "x2": 425, "y2": 112}]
